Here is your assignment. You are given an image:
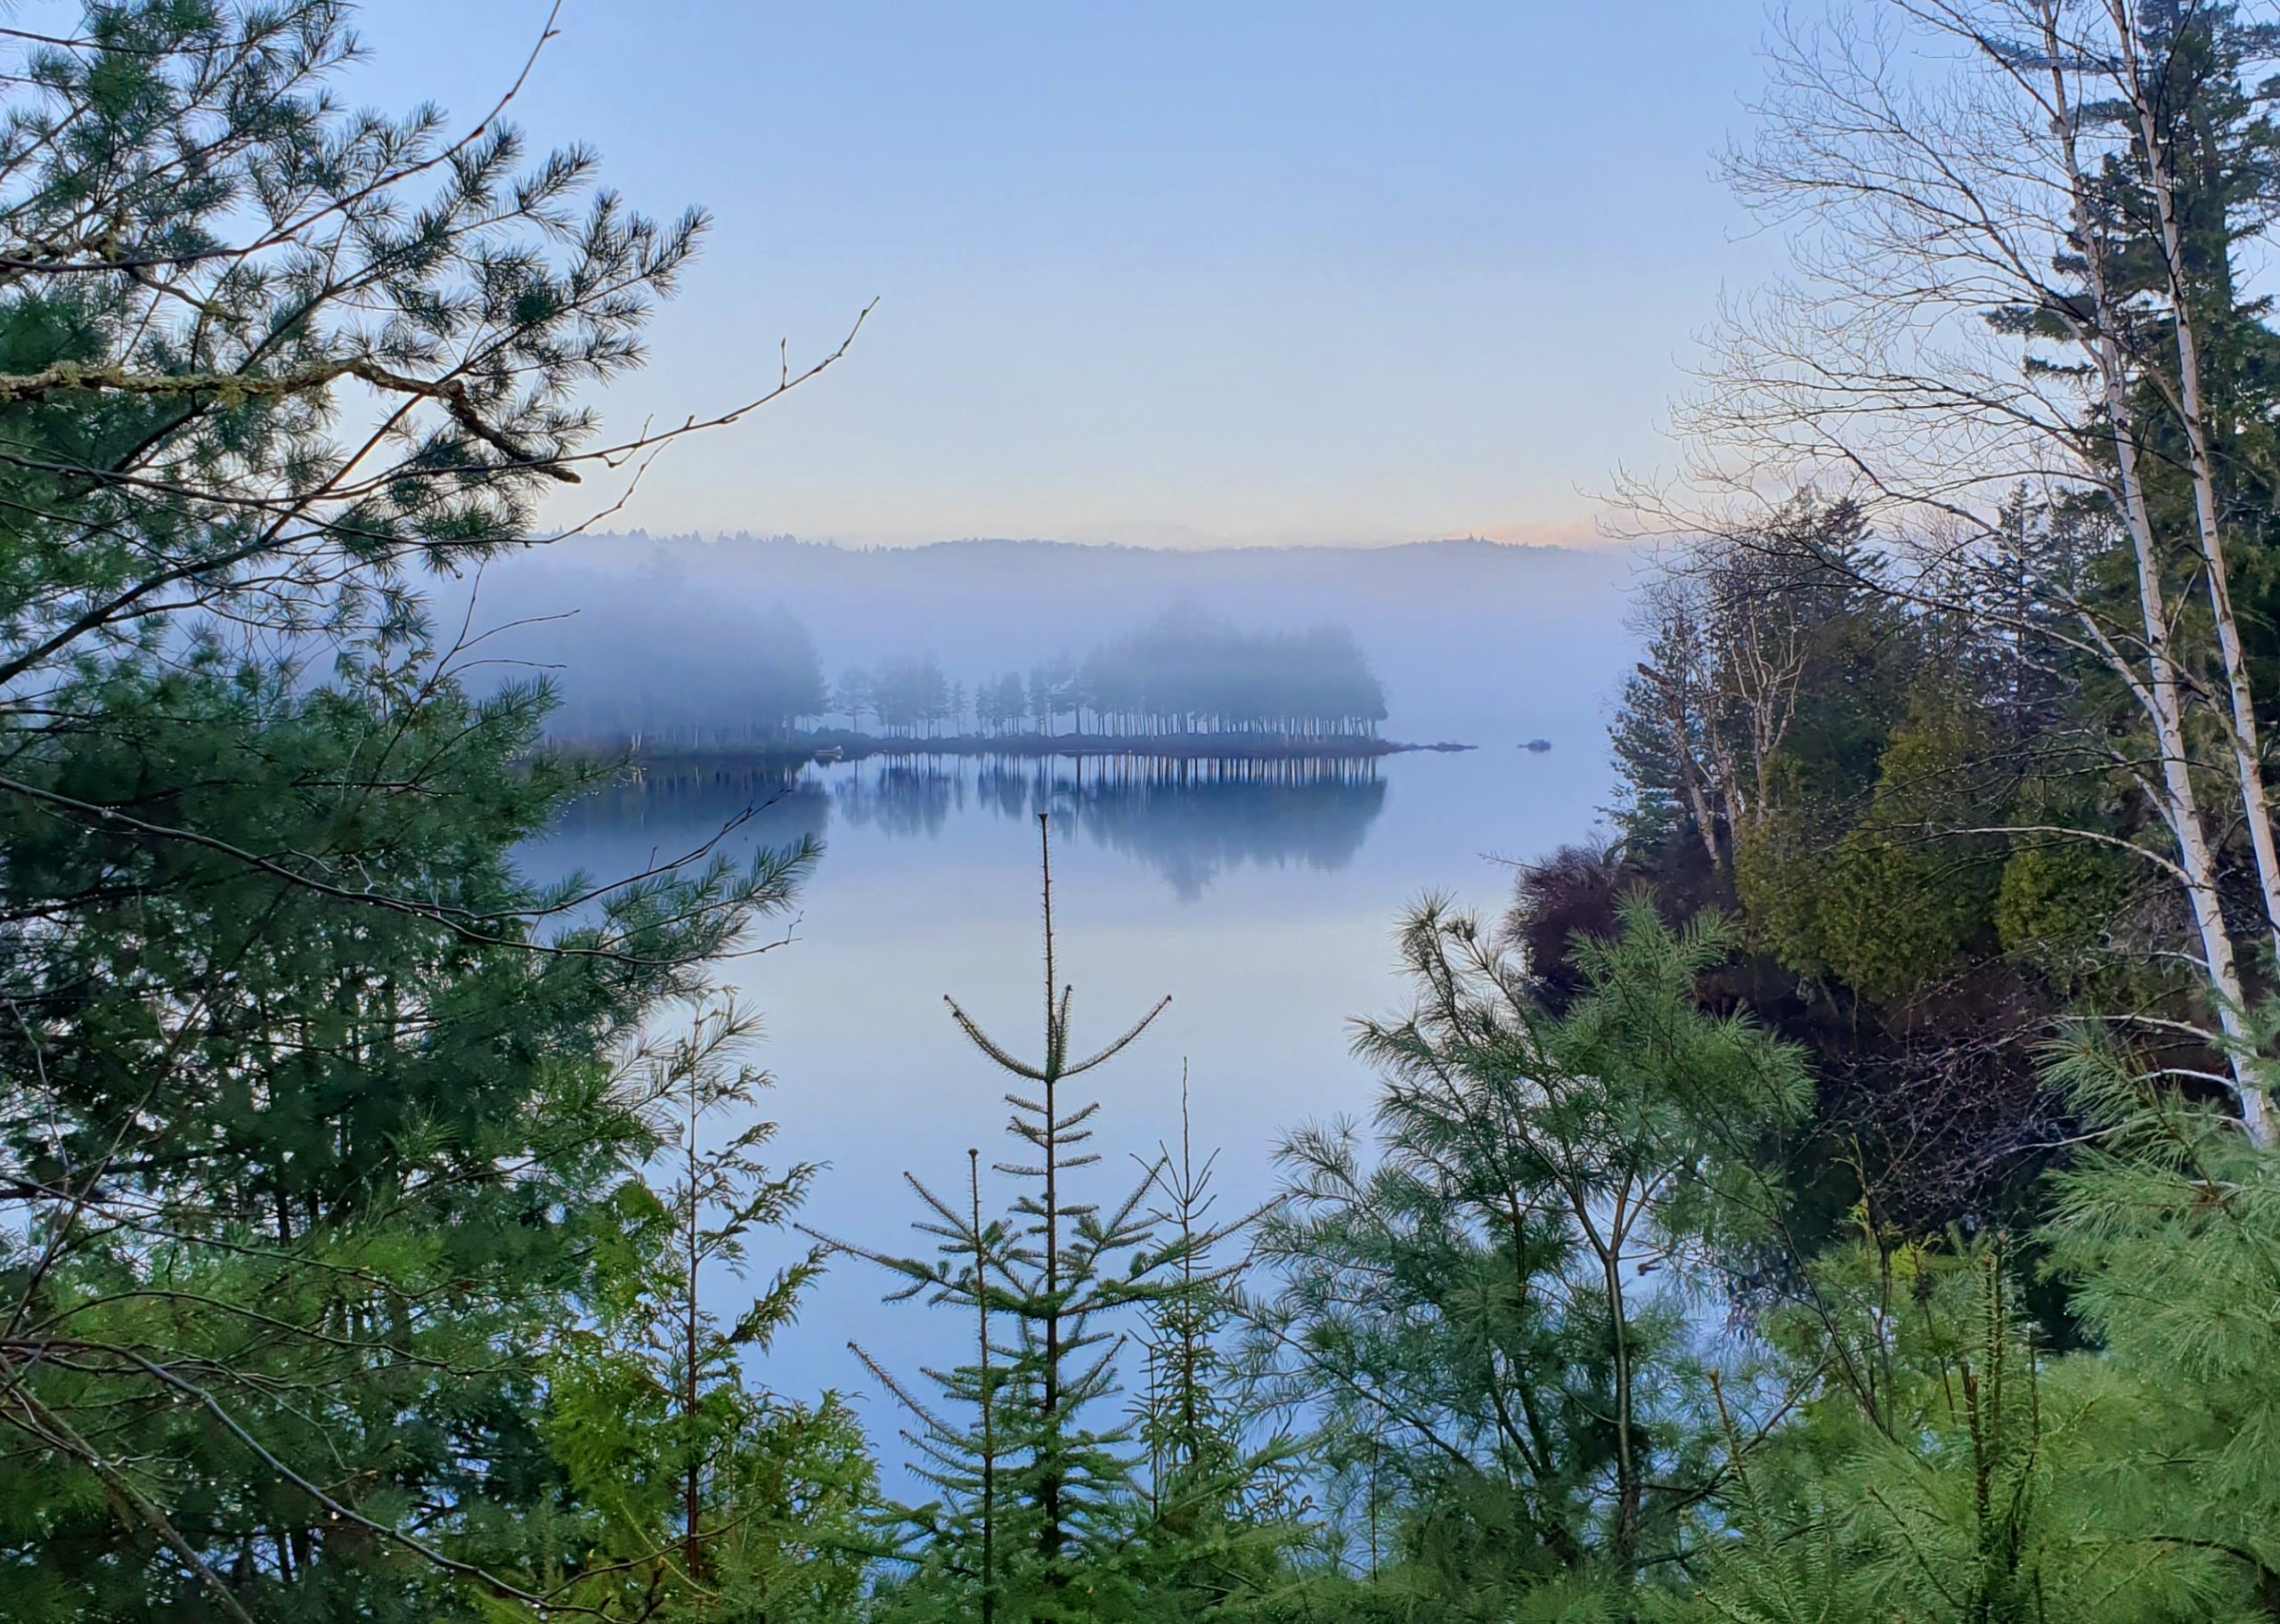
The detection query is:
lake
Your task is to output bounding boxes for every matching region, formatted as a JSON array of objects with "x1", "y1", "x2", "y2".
[{"x1": 532, "y1": 741, "x2": 1611, "y2": 1474}]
